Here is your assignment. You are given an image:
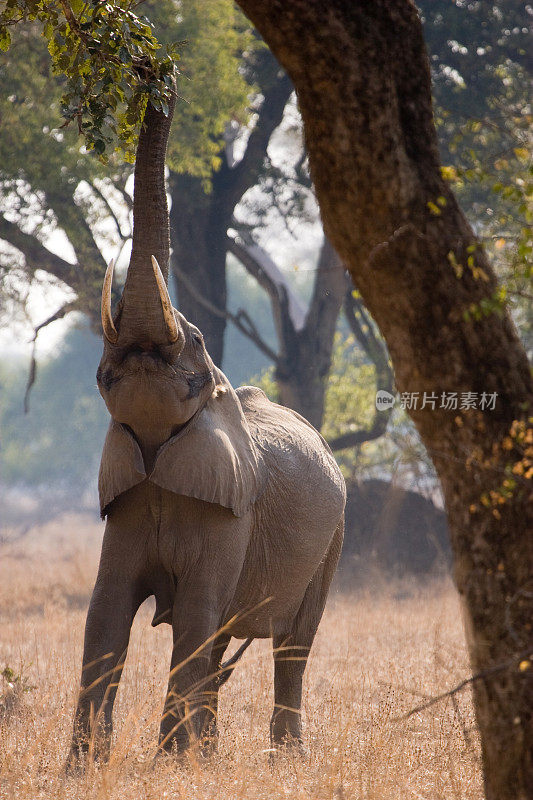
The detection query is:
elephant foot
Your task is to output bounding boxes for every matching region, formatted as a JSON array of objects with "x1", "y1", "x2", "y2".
[
  {"x1": 157, "y1": 719, "x2": 191, "y2": 761},
  {"x1": 155, "y1": 731, "x2": 218, "y2": 766},
  {"x1": 158, "y1": 705, "x2": 218, "y2": 761},
  {"x1": 64, "y1": 744, "x2": 97, "y2": 776},
  {"x1": 270, "y1": 709, "x2": 306, "y2": 758},
  {"x1": 64, "y1": 749, "x2": 85, "y2": 777},
  {"x1": 268, "y1": 735, "x2": 307, "y2": 761},
  {"x1": 66, "y1": 723, "x2": 111, "y2": 774}
]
